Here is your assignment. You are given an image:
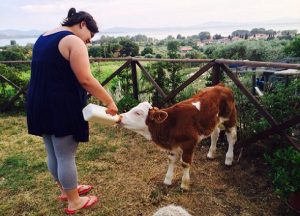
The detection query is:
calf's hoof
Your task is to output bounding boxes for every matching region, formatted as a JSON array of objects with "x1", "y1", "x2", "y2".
[
  {"x1": 225, "y1": 157, "x2": 233, "y2": 166},
  {"x1": 163, "y1": 178, "x2": 172, "y2": 186},
  {"x1": 207, "y1": 151, "x2": 216, "y2": 159},
  {"x1": 180, "y1": 181, "x2": 190, "y2": 191}
]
